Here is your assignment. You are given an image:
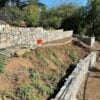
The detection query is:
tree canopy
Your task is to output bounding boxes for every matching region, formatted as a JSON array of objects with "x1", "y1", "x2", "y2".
[
  {"x1": 85, "y1": 0, "x2": 100, "y2": 37},
  {"x1": 0, "y1": 0, "x2": 100, "y2": 40},
  {"x1": 0, "y1": 0, "x2": 8, "y2": 7}
]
